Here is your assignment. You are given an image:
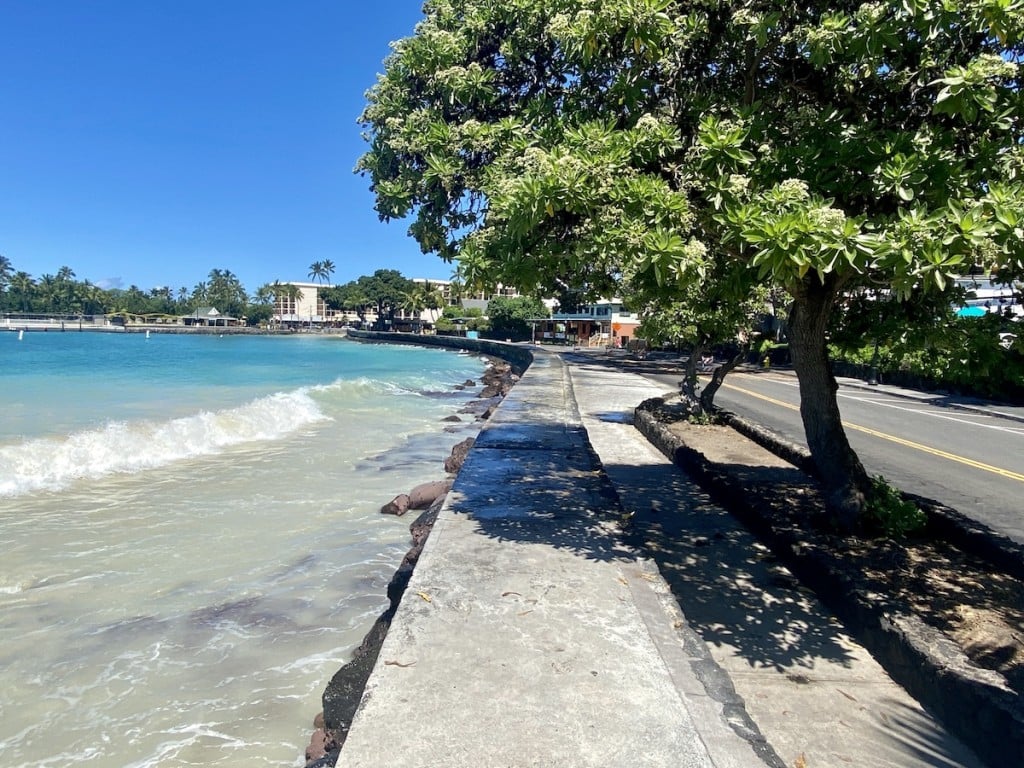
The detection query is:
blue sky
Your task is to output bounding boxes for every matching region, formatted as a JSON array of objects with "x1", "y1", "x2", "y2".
[{"x1": 0, "y1": 1, "x2": 449, "y2": 294}]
